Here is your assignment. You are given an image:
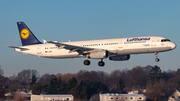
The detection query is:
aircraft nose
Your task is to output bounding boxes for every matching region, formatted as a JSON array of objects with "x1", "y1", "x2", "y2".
[{"x1": 171, "y1": 42, "x2": 176, "y2": 49}]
